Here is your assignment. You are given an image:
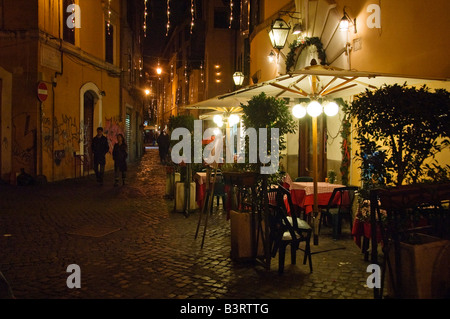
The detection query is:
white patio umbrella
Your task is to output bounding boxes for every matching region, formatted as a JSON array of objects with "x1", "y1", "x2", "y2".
[{"x1": 183, "y1": 65, "x2": 449, "y2": 244}]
